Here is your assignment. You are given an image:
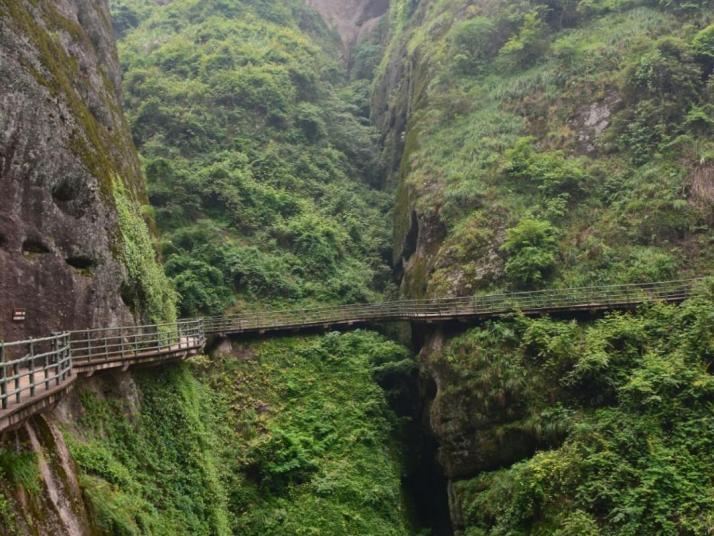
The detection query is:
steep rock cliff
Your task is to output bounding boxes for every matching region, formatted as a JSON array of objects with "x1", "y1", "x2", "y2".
[
  {"x1": 0, "y1": 0, "x2": 171, "y2": 341},
  {"x1": 0, "y1": 2, "x2": 176, "y2": 533}
]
